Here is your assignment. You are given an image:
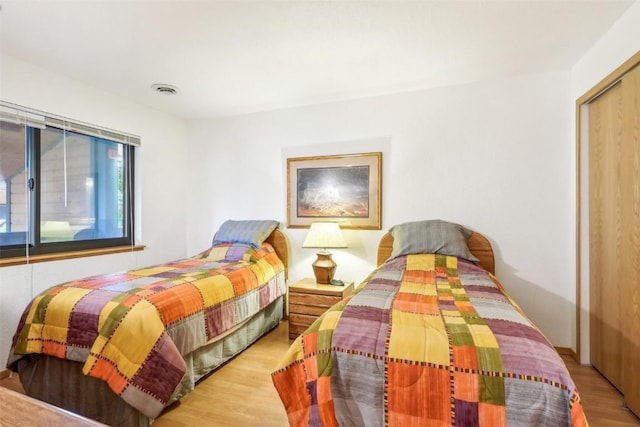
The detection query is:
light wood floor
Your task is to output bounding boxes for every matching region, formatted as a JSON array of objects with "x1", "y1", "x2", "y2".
[{"x1": 2, "y1": 320, "x2": 639, "y2": 426}]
